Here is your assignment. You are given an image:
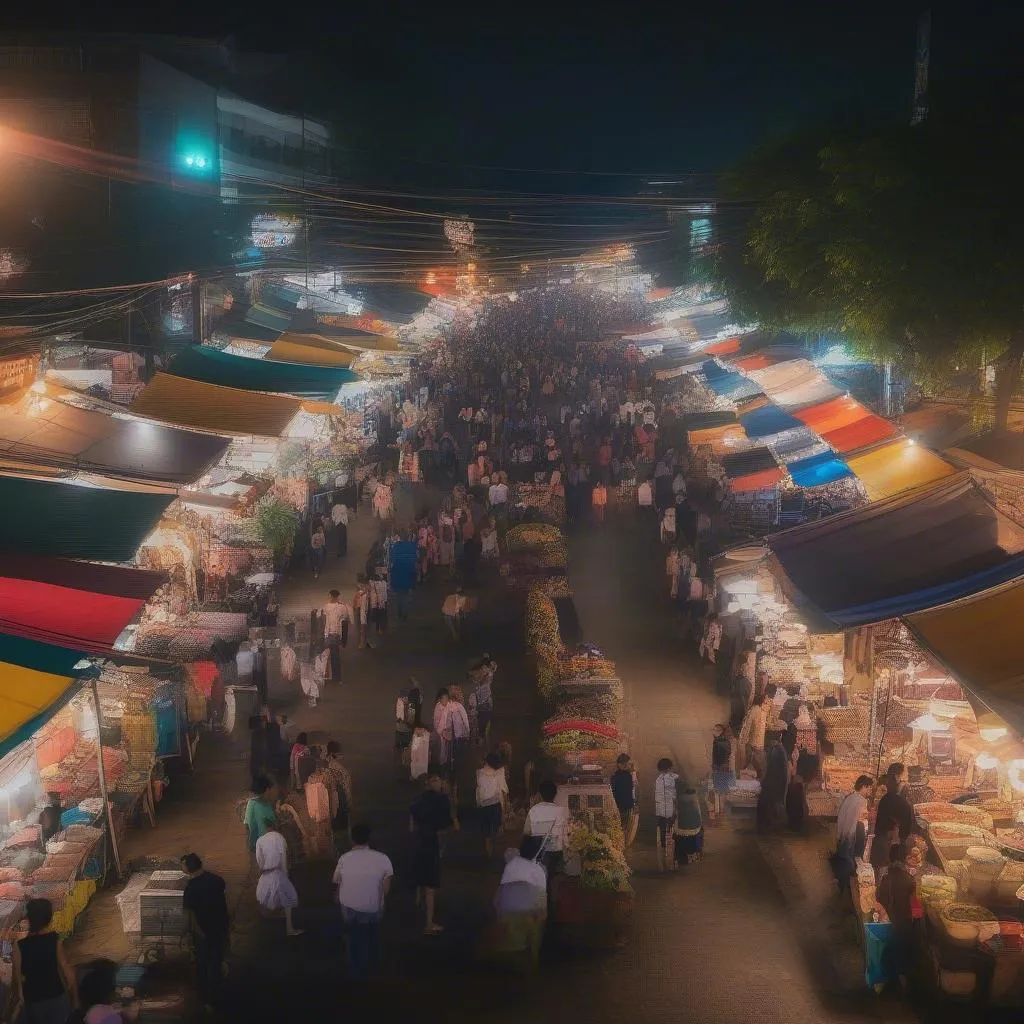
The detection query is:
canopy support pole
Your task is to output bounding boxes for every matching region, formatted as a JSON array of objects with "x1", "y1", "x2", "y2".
[{"x1": 91, "y1": 679, "x2": 123, "y2": 880}]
